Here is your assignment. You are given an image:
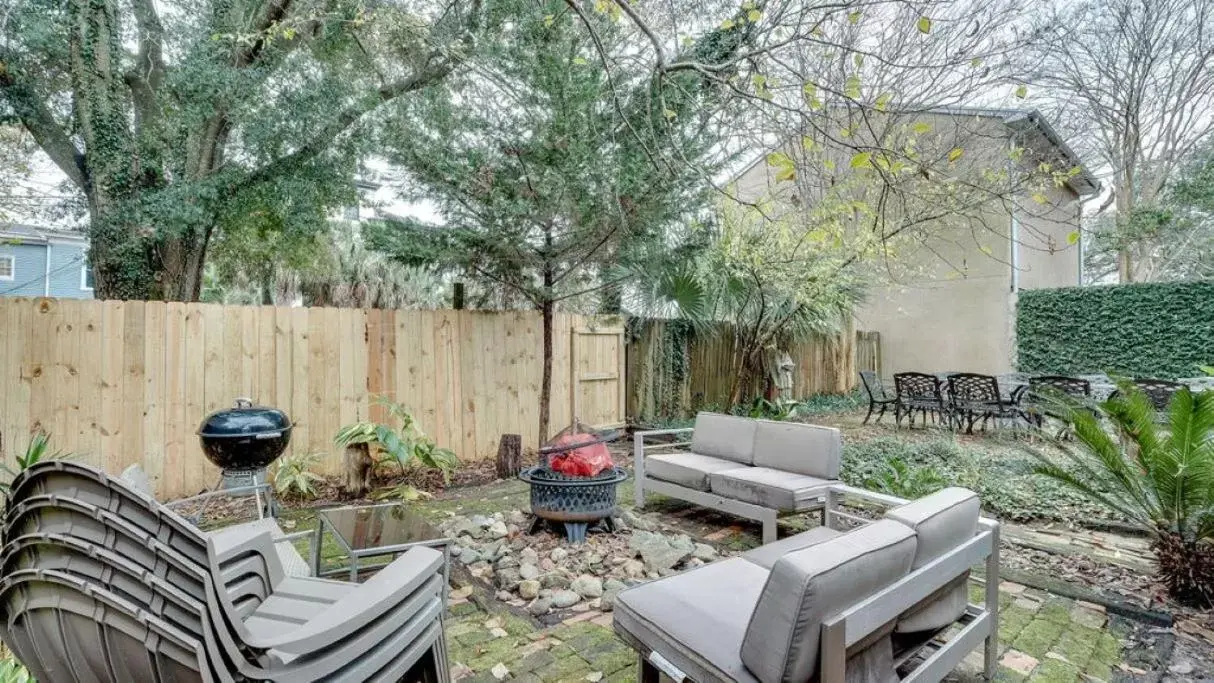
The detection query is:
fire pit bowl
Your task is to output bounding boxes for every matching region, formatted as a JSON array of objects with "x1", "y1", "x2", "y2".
[
  {"x1": 198, "y1": 398, "x2": 292, "y2": 470},
  {"x1": 518, "y1": 466, "x2": 628, "y2": 543}
]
